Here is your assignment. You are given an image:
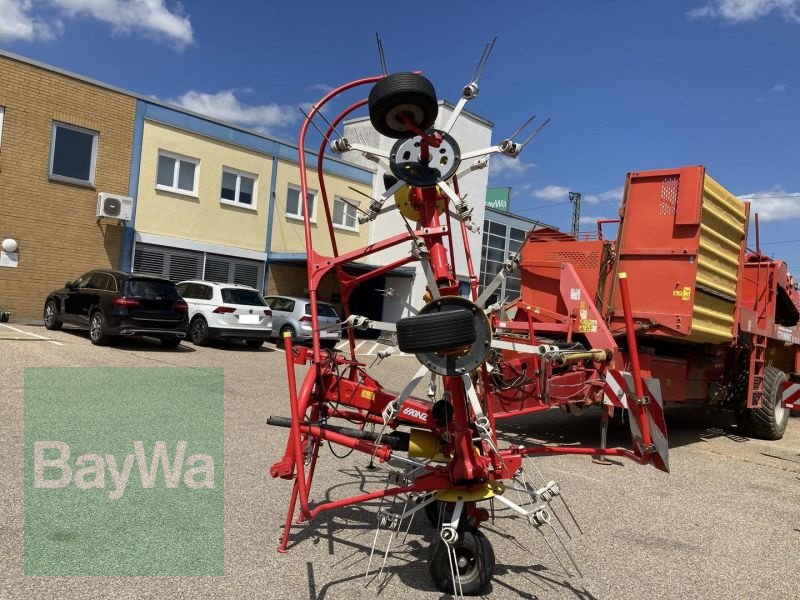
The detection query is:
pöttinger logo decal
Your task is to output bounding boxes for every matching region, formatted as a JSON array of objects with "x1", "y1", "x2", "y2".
[{"x1": 24, "y1": 367, "x2": 224, "y2": 576}]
